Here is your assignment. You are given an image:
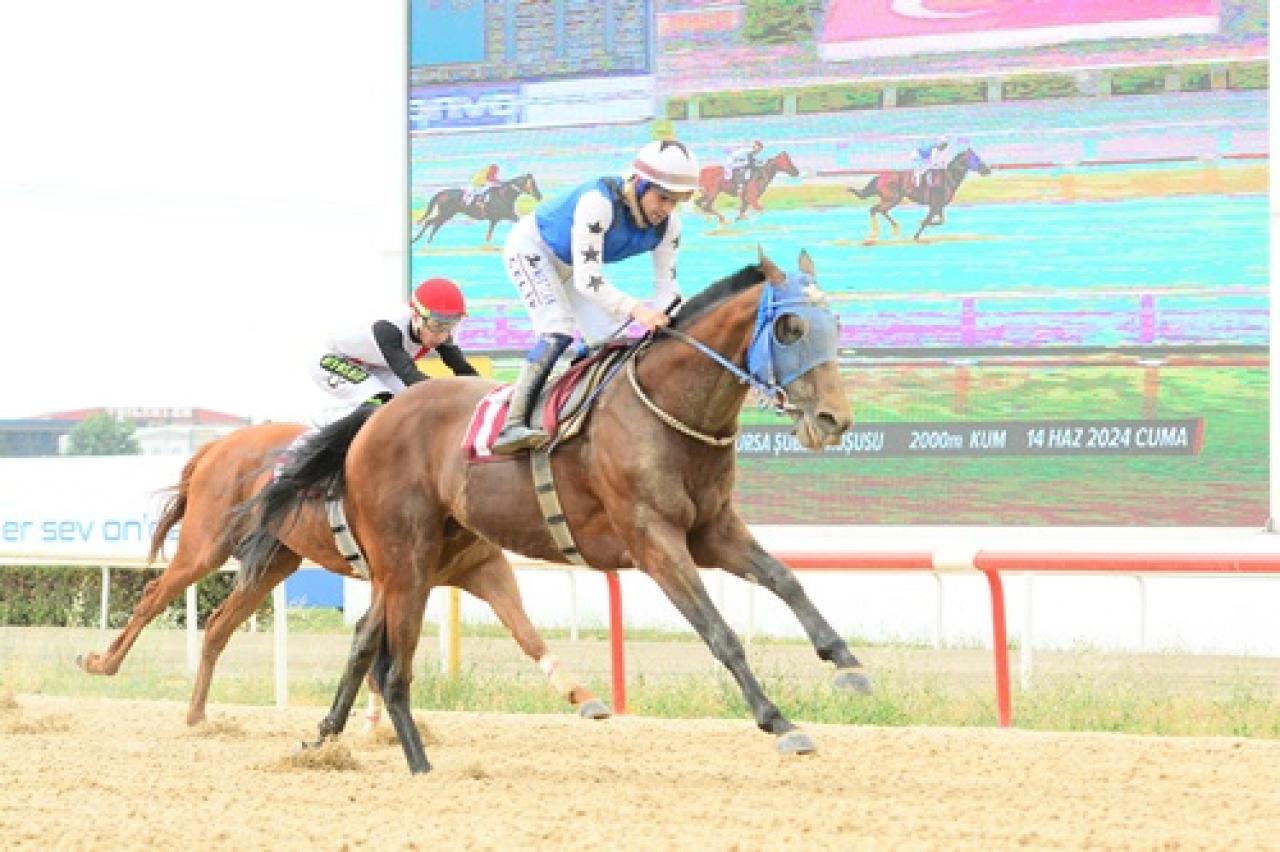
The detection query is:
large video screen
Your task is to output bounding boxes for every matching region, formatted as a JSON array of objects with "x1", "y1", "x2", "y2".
[{"x1": 410, "y1": 0, "x2": 1269, "y2": 527}]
